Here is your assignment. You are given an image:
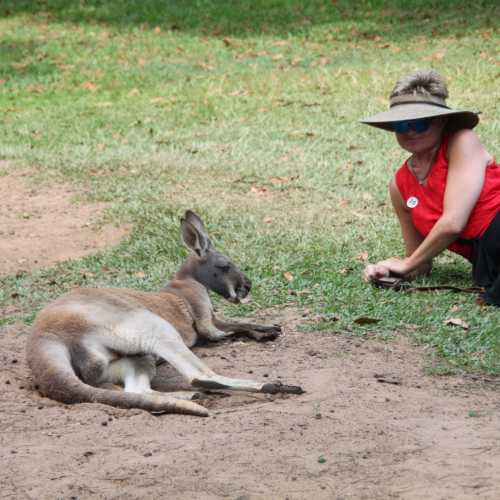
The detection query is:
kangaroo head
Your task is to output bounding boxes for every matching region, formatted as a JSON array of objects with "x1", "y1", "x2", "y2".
[{"x1": 180, "y1": 210, "x2": 251, "y2": 303}]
